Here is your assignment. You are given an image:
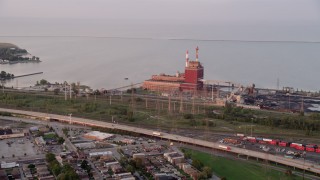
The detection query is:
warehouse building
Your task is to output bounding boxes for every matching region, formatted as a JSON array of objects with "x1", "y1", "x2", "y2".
[{"x1": 83, "y1": 131, "x2": 114, "y2": 141}]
